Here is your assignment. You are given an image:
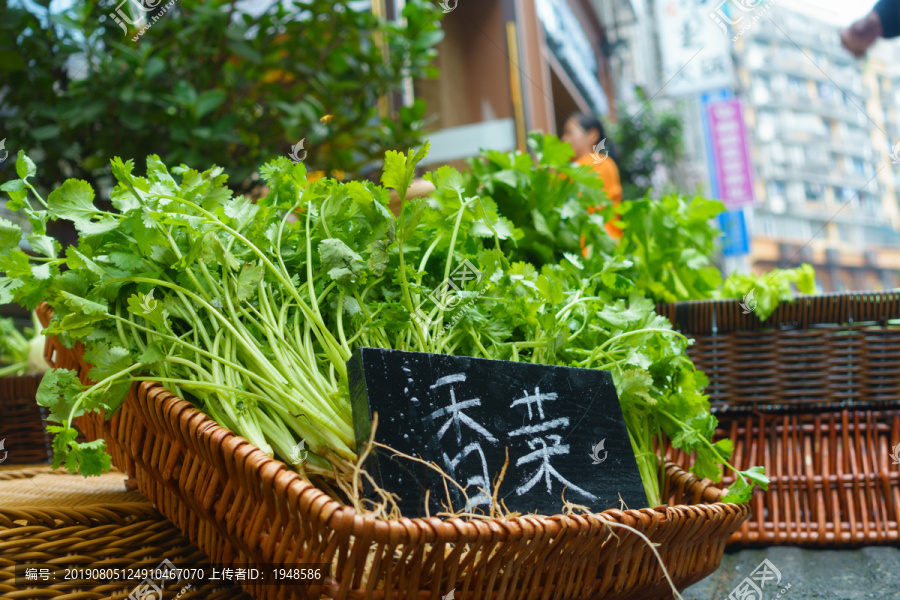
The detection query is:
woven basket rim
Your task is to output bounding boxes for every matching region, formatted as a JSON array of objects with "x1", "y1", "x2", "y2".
[
  {"x1": 36, "y1": 302, "x2": 747, "y2": 546},
  {"x1": 656, "y1": 289, "x2": 900, "y2": 336},
  {"x1": 658, "y1": 289, "x2": 900, "y2": 309},
  {"x1": 138, "y1": 381, "x2": 745, "y2": 545}
]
